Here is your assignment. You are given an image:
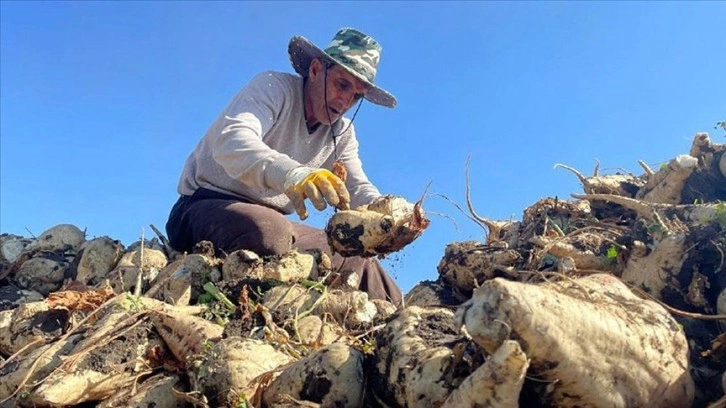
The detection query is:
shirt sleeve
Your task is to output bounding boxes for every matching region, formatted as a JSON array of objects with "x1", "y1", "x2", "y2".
[
  {"x1": 336, "y1": 123, "x2": 382, "y2": 208},
  {"x1": 210, "y1": 72, "x2": 300, "y2": 193}
]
